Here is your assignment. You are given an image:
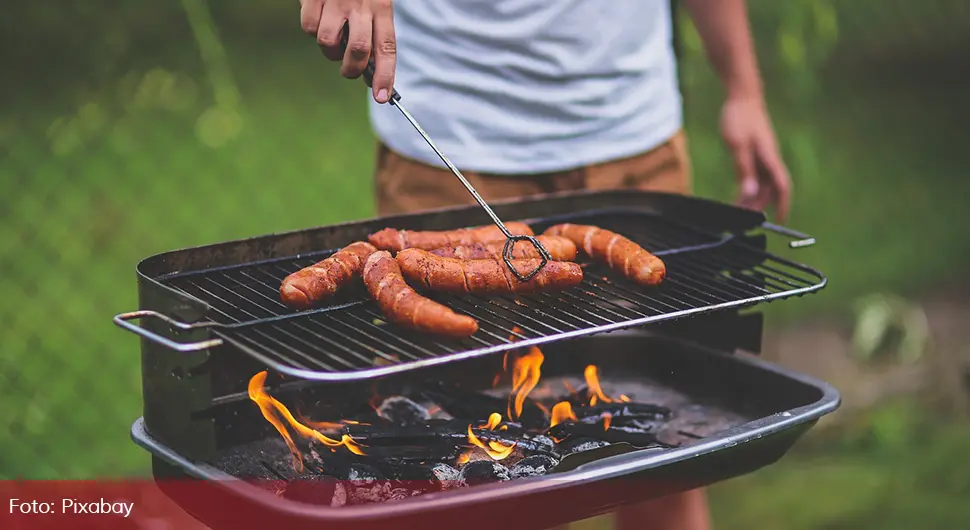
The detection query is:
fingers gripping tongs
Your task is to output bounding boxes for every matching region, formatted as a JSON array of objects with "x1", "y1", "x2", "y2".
[{"x1": 323, "y1": 26, "x2": 552, "y2": 282}]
